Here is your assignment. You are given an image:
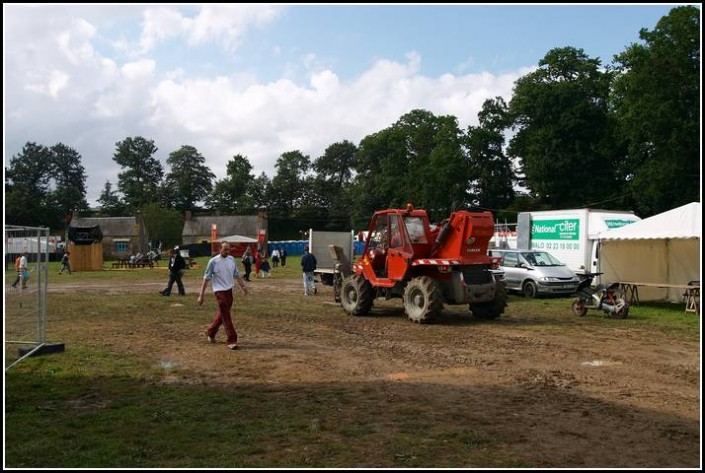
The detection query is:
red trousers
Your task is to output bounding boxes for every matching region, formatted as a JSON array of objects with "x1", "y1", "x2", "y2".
[{"x1": 206, "y1": 289, "x2": 238, "y2": 345}]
